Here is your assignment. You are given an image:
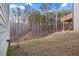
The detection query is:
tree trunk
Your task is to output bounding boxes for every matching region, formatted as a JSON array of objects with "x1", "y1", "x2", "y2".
[{"x1": 55, "y1": 11, "x2": 58, "y2": 32}]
